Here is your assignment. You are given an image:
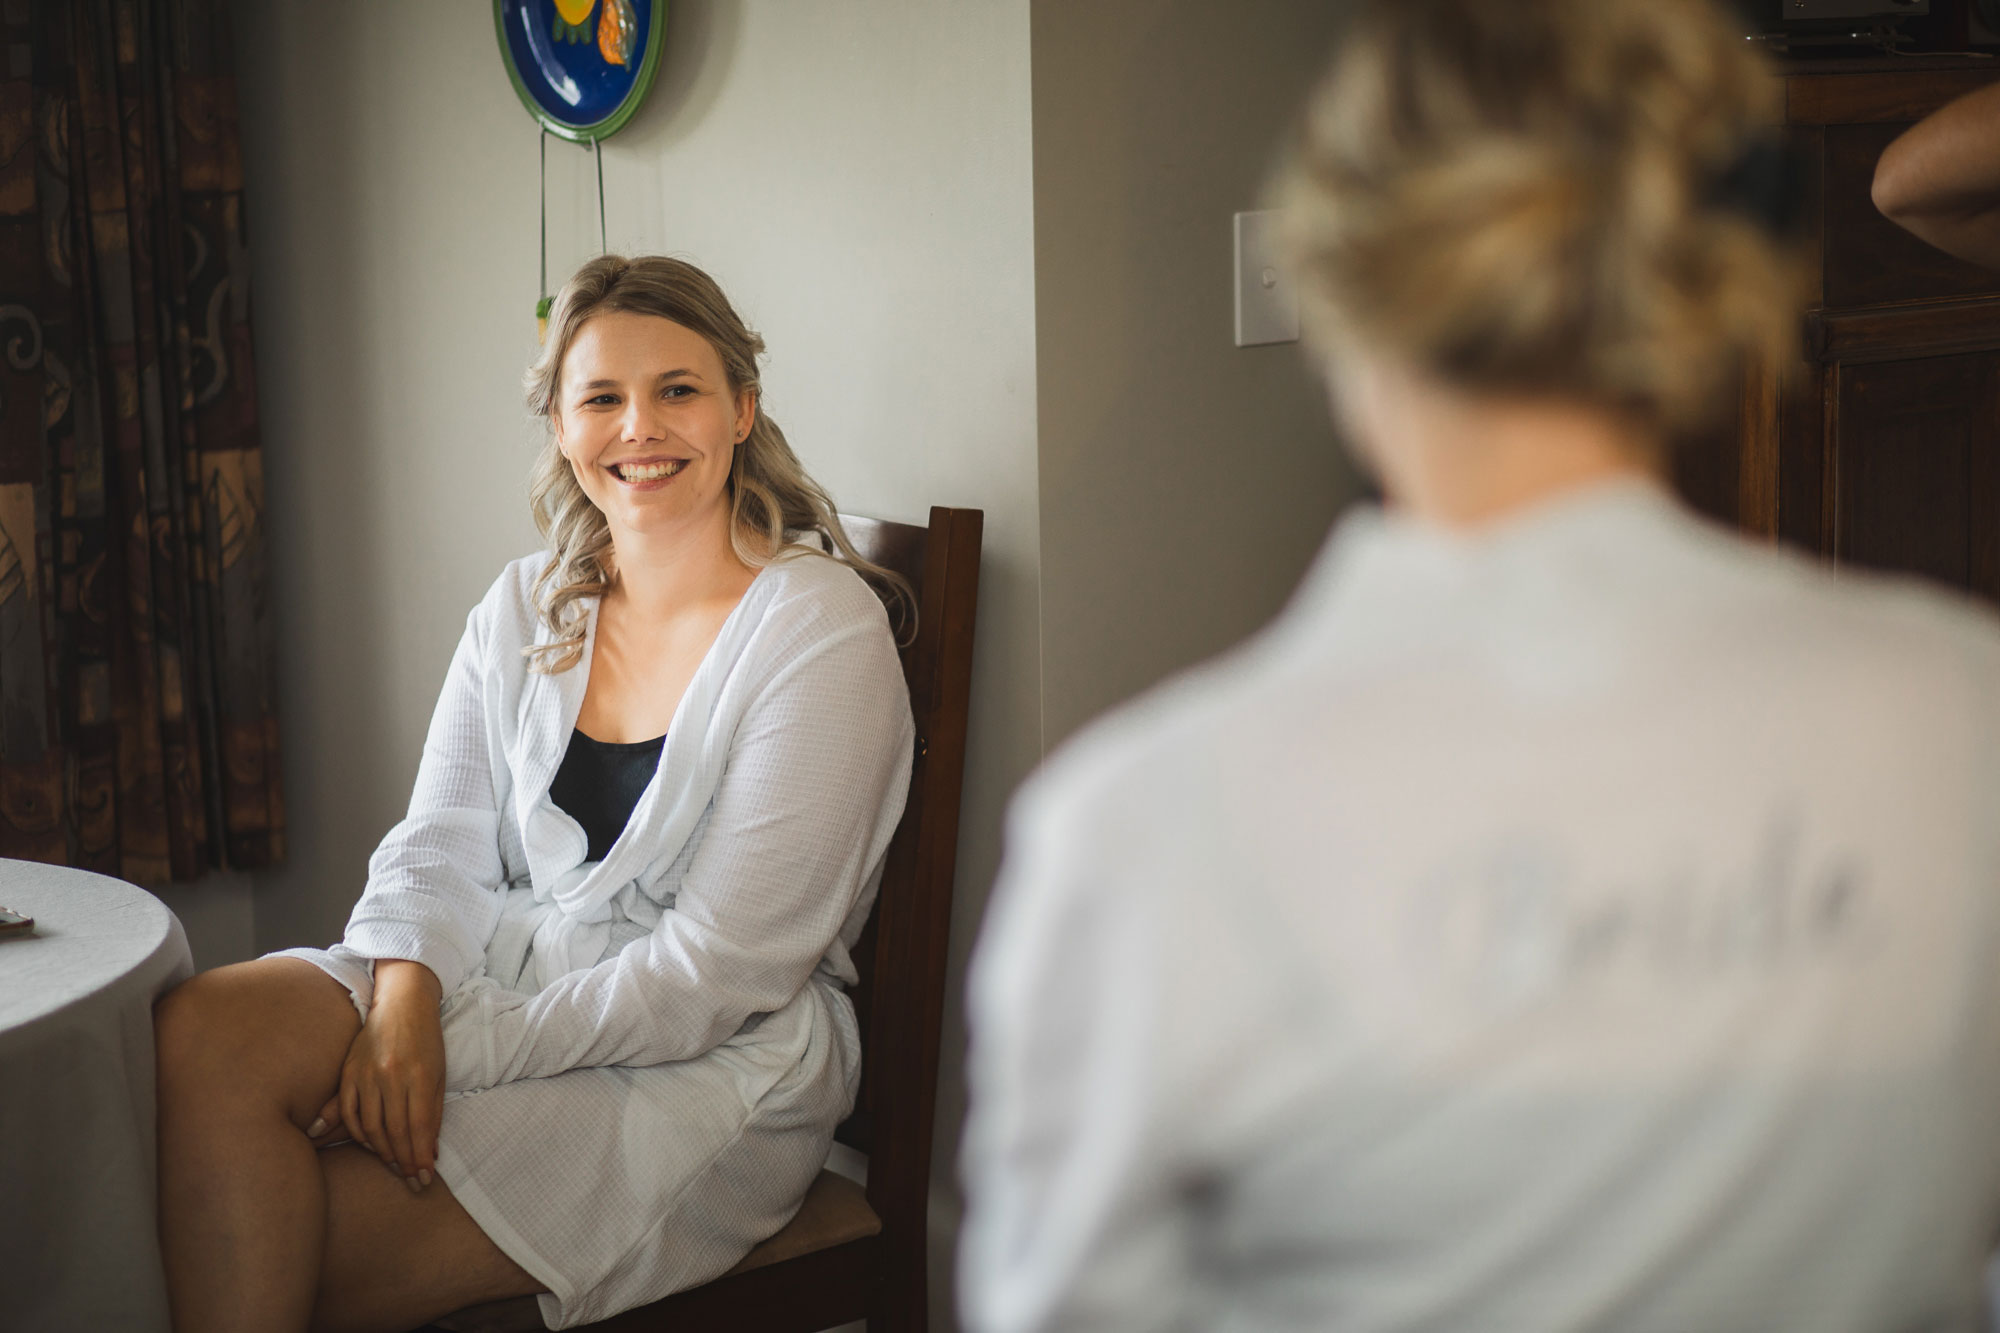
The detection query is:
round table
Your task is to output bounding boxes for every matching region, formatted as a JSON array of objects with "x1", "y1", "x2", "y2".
[{"x1": 0, "y1": 859, "x2": 193, "y2": 1333}]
